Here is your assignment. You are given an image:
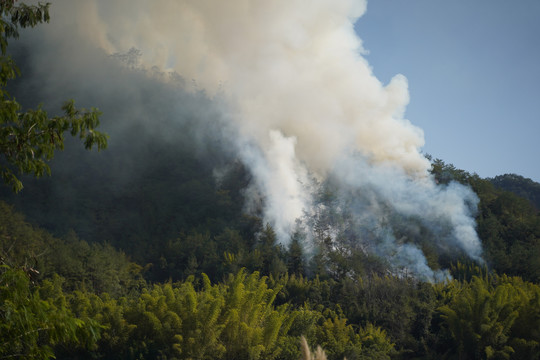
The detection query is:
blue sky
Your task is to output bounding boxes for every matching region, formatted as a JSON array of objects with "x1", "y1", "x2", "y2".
[{"x1": 355, "y1": 1, "x2": 540, "y2": 182}]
